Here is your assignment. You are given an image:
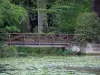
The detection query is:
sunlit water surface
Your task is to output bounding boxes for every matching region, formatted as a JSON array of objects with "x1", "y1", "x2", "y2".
[{"x1": 0, "y1": 56, "x2": 100, "y2": 75}]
